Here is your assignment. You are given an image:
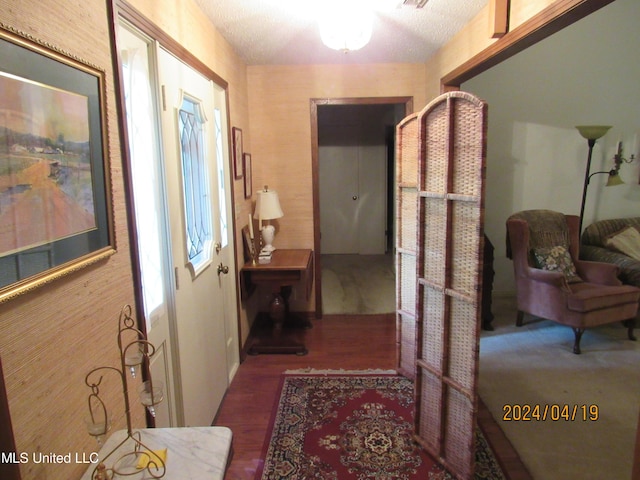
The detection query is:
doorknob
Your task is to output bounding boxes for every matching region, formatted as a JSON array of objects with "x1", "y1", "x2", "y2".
[
  {"x1": 352, "y1": 195, "x2": 358, "y2": 200},
  {"x1": 217, "y1": 263, "x2": 229, "y2": 275}
]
